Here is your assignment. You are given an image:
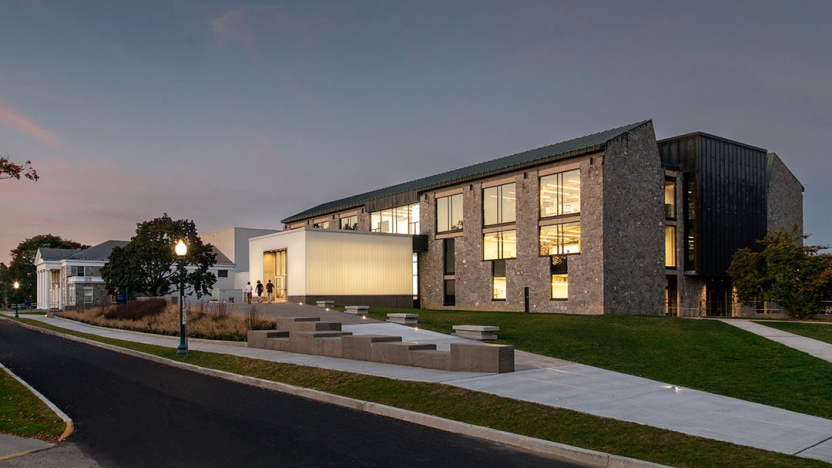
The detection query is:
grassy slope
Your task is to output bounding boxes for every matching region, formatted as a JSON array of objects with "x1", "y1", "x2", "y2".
[
  {"x1": 10, "y1": 317, "x2": 829, "y2": 468},
  {"x1": 0, "y1": 368, "x2": 65, "y2": 440},
  {"x1": 368, "y1": 308, "x2": 832, "y2": 420},
  {"x1": 757, "y1": 321, "x2": 832, "y2": 345}
]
